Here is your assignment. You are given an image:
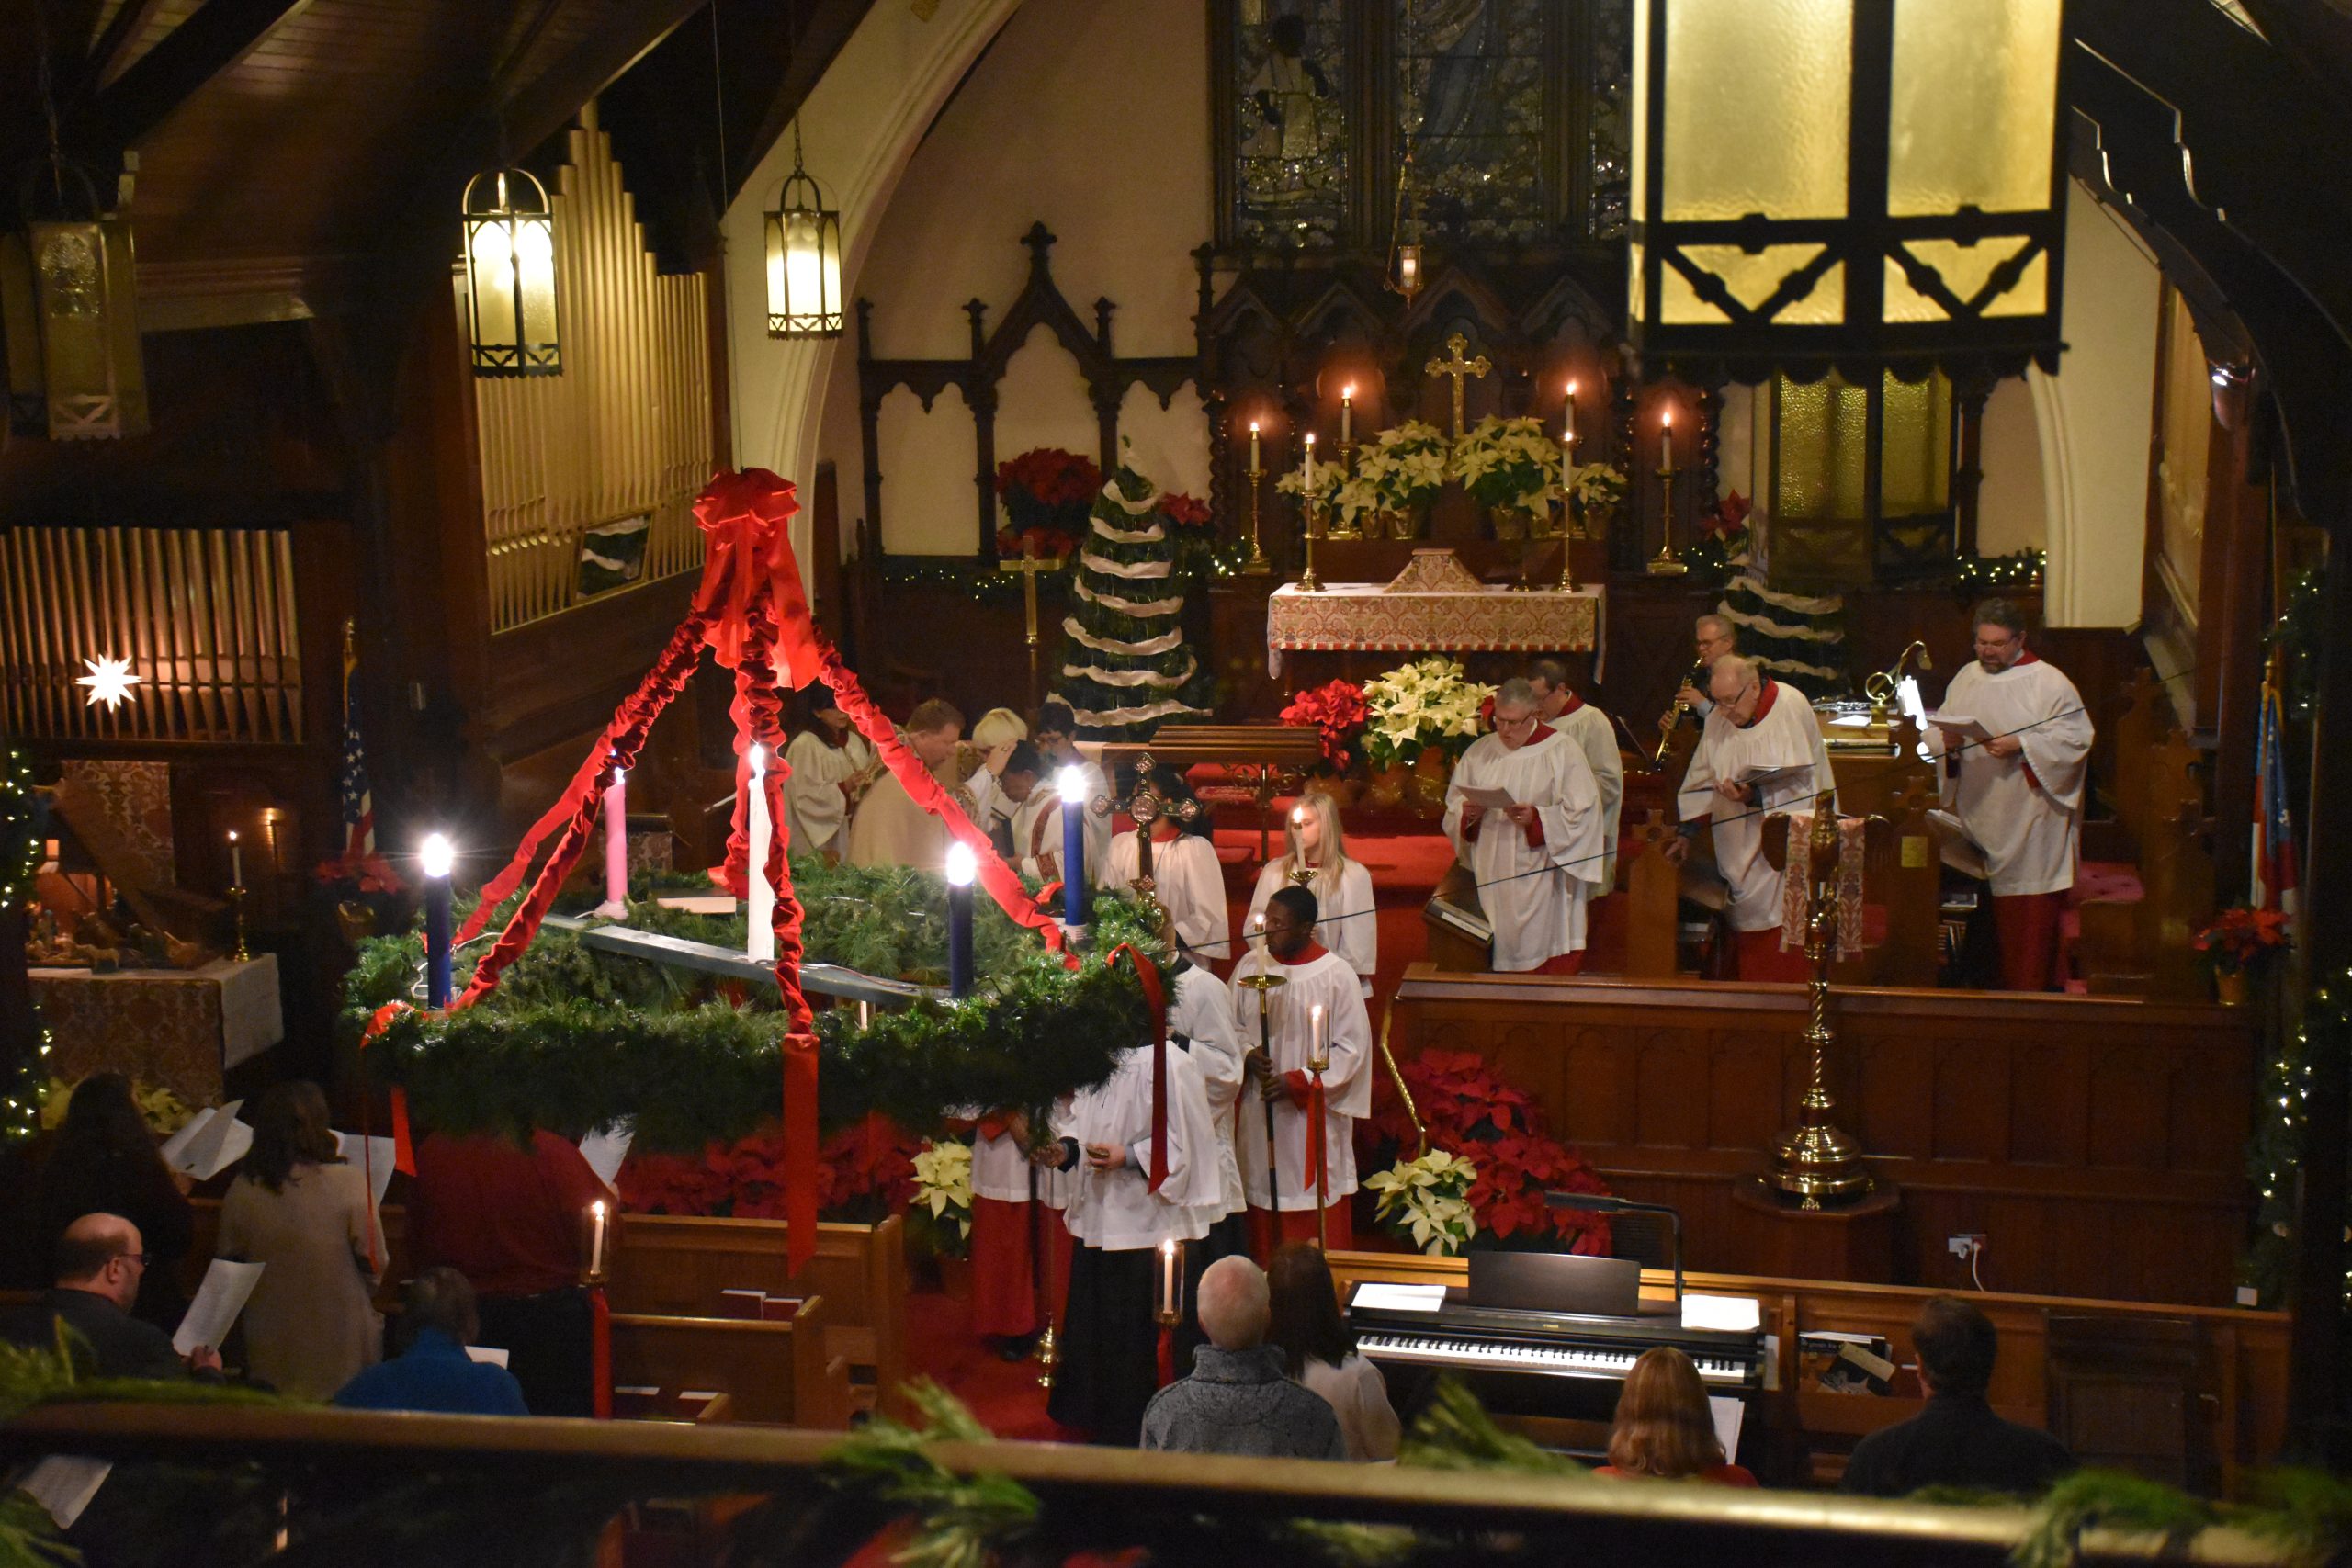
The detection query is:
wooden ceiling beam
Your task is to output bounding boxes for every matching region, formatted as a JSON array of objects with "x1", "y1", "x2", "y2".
[
  {"x1": 82, "y1": 0, "x2": 317, "y2": 150},
  {"x1": 733, "y1": 0, "x2": 873, "y2": 202},
  {"x1": 86, "y1": 0, "x2": 175, "y2": 93},
  {"x1": 497, "y1": 0, "x2": 712, "y2": 161}
]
